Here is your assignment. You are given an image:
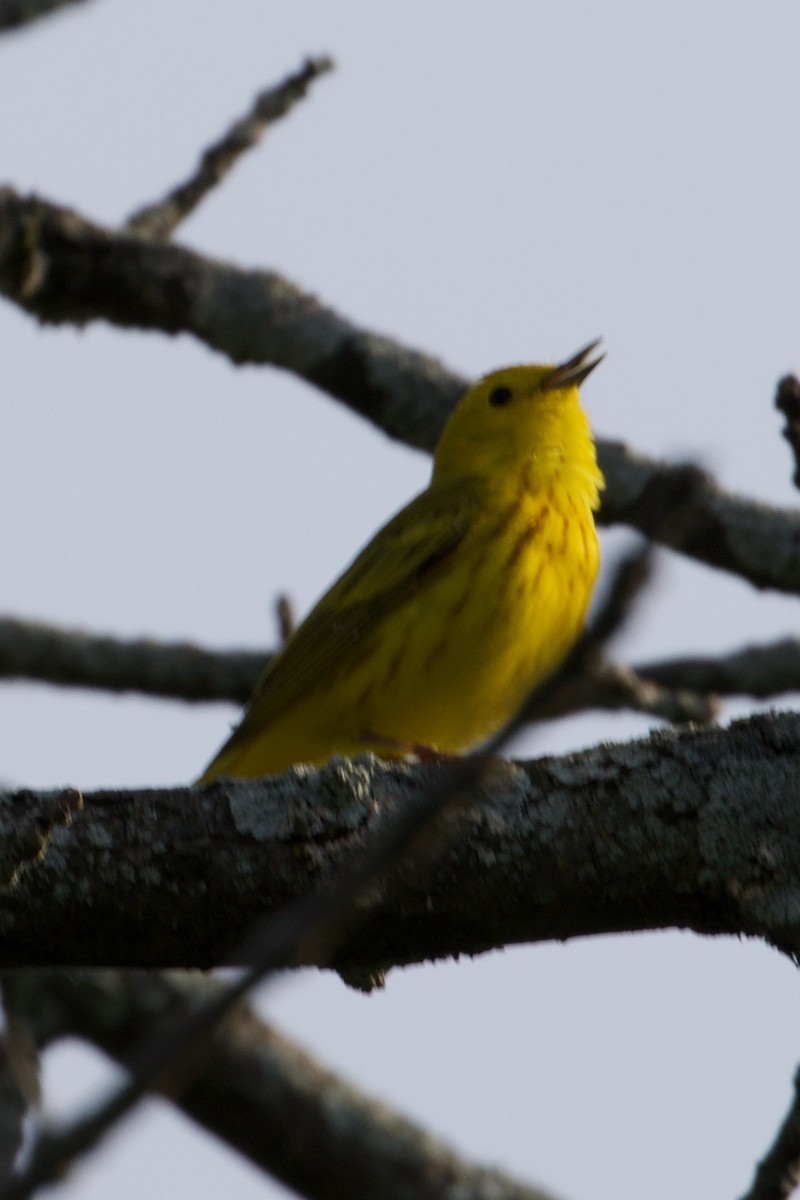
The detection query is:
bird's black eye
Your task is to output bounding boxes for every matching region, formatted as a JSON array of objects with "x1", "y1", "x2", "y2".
[{"x1": 488, "y1": 385, "x2": 513, "y2": 407}]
